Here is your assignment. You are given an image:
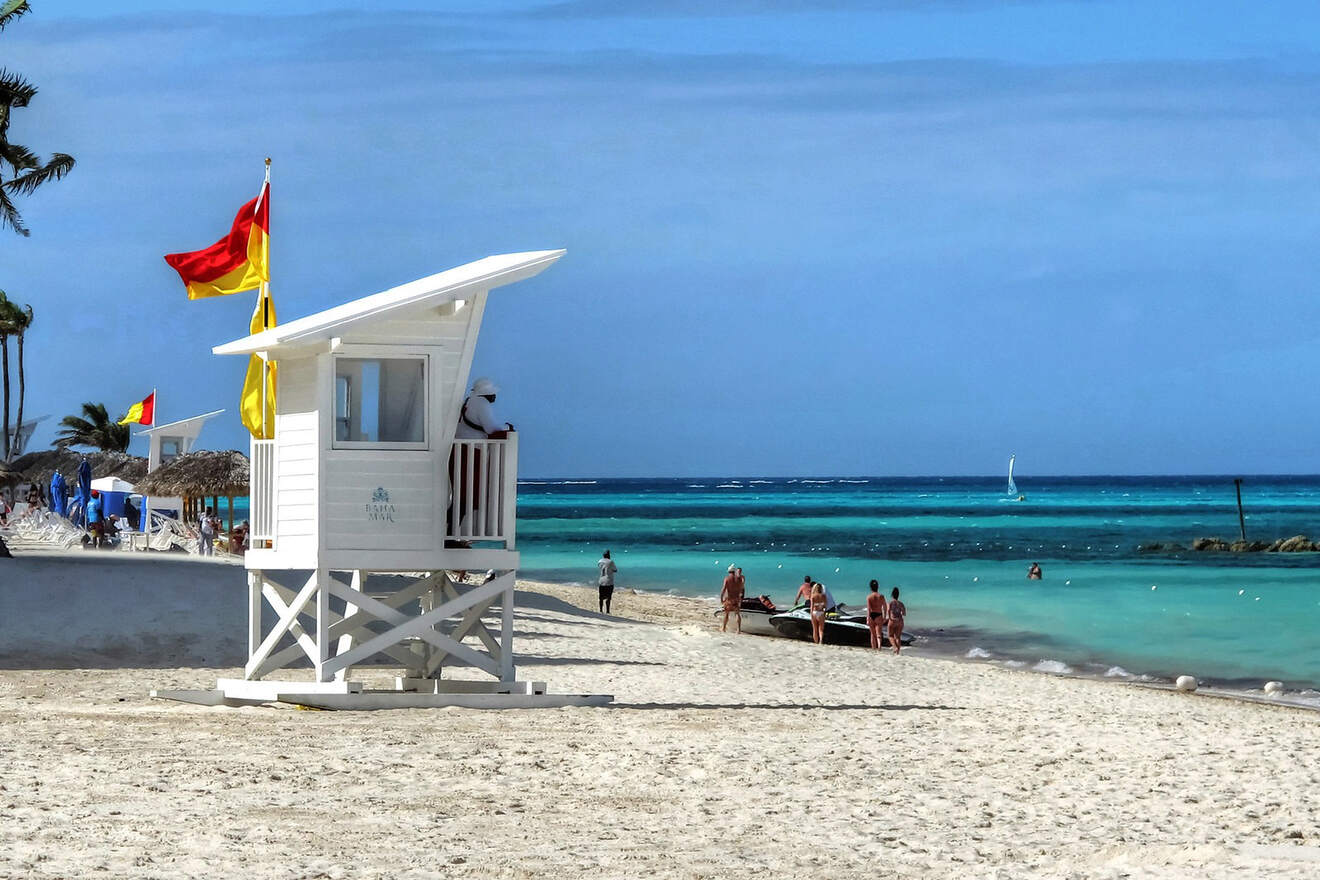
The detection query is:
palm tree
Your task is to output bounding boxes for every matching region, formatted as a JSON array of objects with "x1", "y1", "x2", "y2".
[
  {"x1": 0, "y1": 291, "x2": 14, "y2": 459},
  {"x1": 56, "y1": 402, "x2": 130, "y2": 452},
  {"x1": 10, "y1": 298, "x2": 30, "y2": 460},
  {"x1": 1, "y1": 1, "x2": 75, "y2": 237}
]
